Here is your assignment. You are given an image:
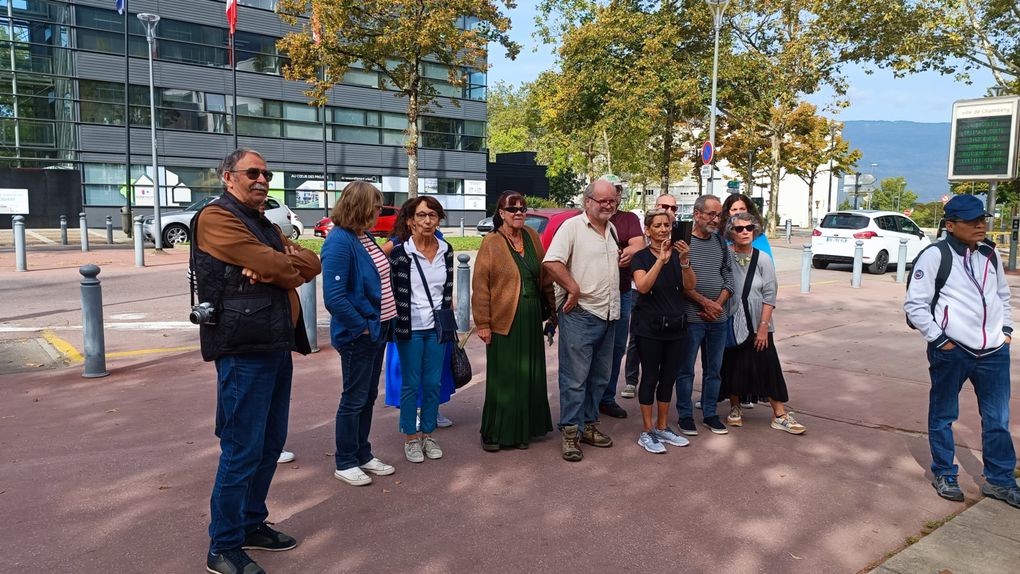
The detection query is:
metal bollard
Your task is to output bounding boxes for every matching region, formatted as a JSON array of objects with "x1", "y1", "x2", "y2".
[
  {"x1": 105, "y1": 216, "x2": 114, "y2": 244},
  {"x1": 13, "y1": 215, "x2": 27, "y2": 272},
  {"x1": 455, "y1": 253, "x2": 471, "y2": 332},
  {"x1": 896, "y1": 239, "x2": 908, "y2": 284},
  {"x1": 298, "y1": 277, "x2": 318, "y2": 353},
  {"x1": 133, "y1": 216, "x2": 145, "y2": 267},
  {"x1": 460, "y1": 216, "x2": 465, "y2": 237},
  {"x1": 60, "y1": 214, "x2": 68, "y2": 245},
  {"x1": 80, "y1": 264, "x2": 109, "y2": 378},
  {"x1": 785, "y1": 219, "x2": 792, "y2": 243},
  {"x1": 1010, "y1": 217, "x2": 1019, "y2": 271},
  {"x1": 79, "y1": 212, "x2": 89, "y2": 252},
  {"x1": 851, "y1": 240, "x2": 864, "y2": 288},
  {"x1": 800, "y1": 243, "x2": 811, "y2": 293}
]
